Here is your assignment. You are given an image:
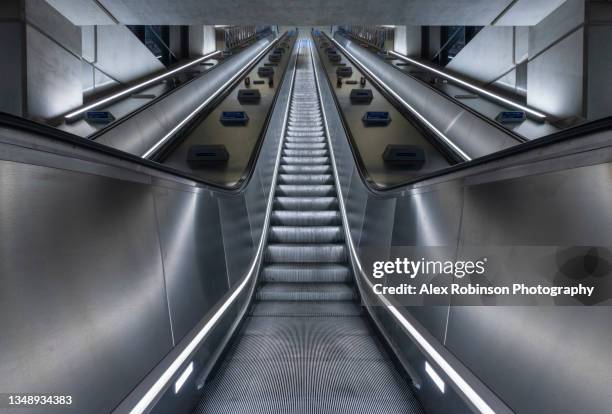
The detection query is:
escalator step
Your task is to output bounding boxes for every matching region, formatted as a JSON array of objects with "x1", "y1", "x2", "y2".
[
  {"x1": 281, "y1": 156, "x2": 329, "y2": 165},
  {"x1": 256, "y1": 283, "x2": 355, "y2": 301},
  {"x1": 274, "y1": 196, "x2": 338, "y2": 210},
  {"x1": 261, "y1": 264, "x2": 351, "y2": 283},
  {"x1": 275, "y1": 184, "x2": 335, "y2": 197},
  {"x1": 270, "y1": 210, "x2": 341, "y2": 226},
  {"x1": 277, "y1": 174, "x2": 333, "y2": 184},
  {"x1": 265, "y1": 244, "x2": 346, "y2": 263},
  {"x1": 268, "y1": 226, "x2": 343, "y2": 243},
  {"x1": 250, "y1": 301, "x2": 363, "y2": 317},
  {"x1": 279, "y1": 165, "x2": 331, "y2": 174}
]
